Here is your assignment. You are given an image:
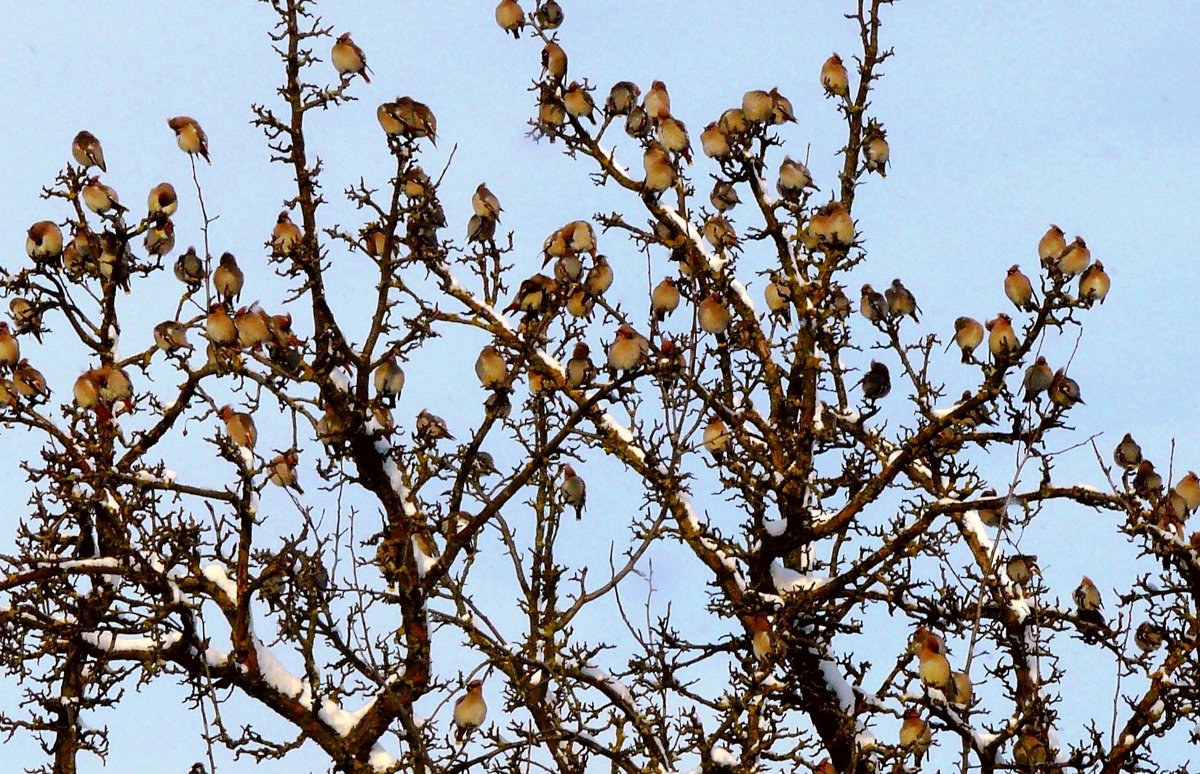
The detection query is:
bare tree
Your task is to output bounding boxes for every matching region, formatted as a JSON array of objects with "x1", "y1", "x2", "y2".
[{"x1": 1, "y1": 1, "x2": 1195, "y2": 773}]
